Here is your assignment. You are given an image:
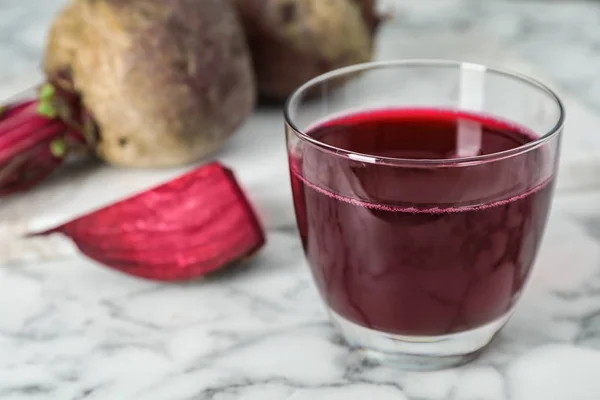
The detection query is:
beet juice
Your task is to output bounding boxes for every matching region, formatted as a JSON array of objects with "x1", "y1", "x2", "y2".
[{"x1": 290, "y1": 108, "x2": 555, "y2": 336}]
